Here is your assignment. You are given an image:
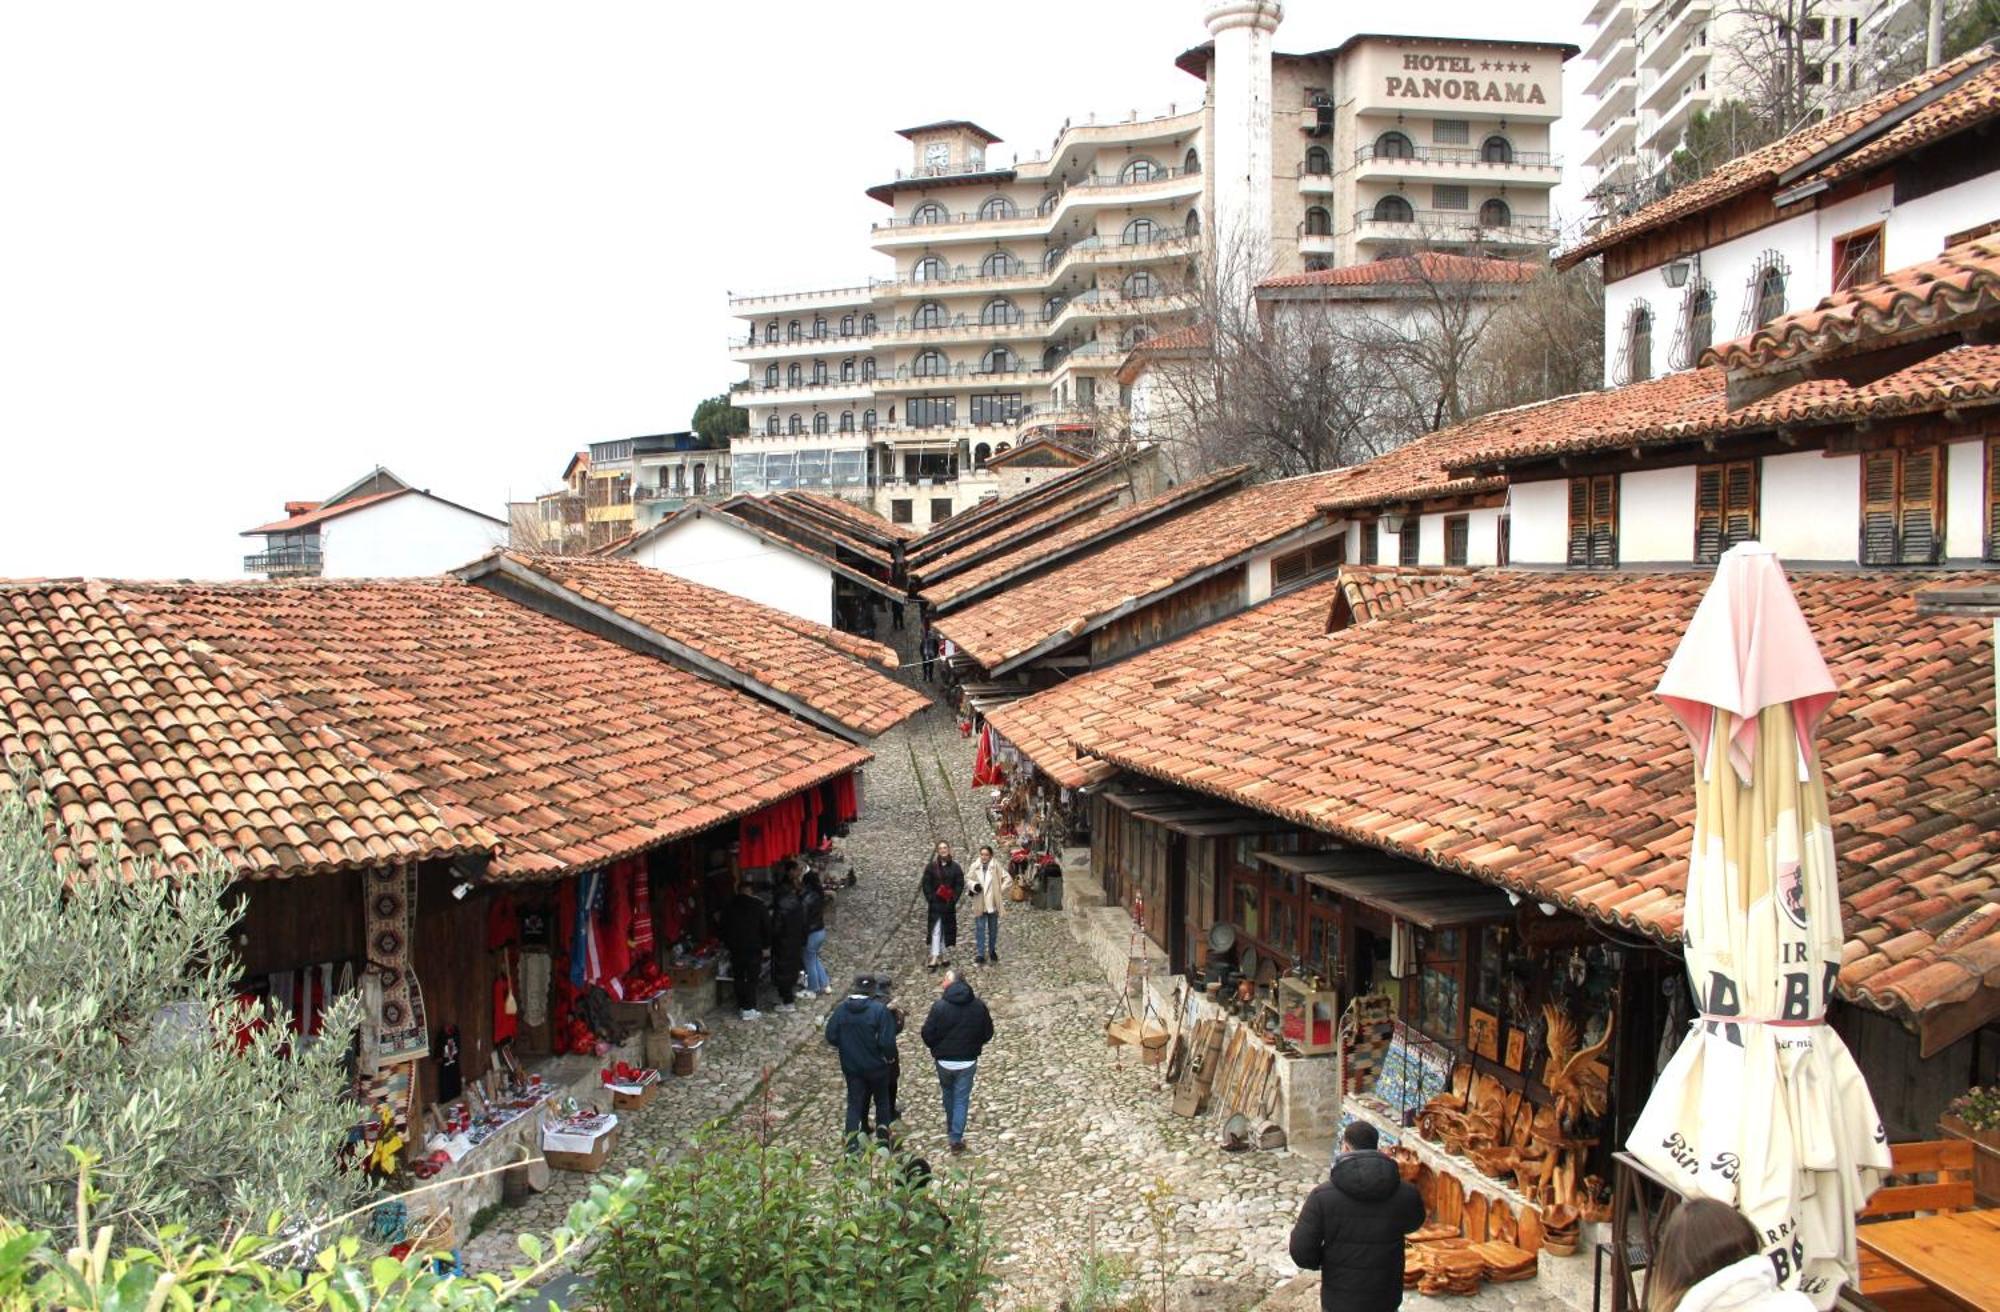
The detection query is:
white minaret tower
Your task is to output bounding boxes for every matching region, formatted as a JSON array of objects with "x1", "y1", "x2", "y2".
[{"x1": 1203, "y1": 0, "x2": 1283, "y2": 309}]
